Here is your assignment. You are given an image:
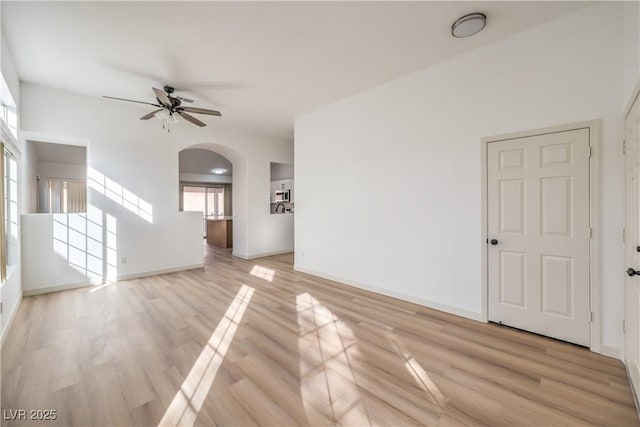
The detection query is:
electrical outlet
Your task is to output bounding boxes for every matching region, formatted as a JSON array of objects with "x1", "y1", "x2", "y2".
[{"x1": 121, "y1": 256, "x2": 127, "y2": 265}]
